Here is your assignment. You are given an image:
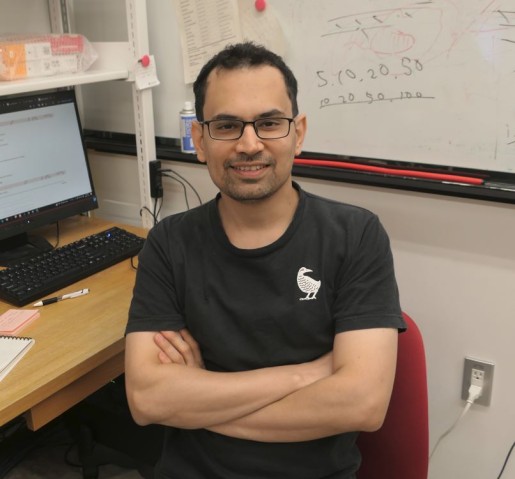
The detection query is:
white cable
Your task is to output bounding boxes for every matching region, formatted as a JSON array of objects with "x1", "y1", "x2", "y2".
[{"x1": 429, "y1": 384, "x2": 483, "y2": 461}]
